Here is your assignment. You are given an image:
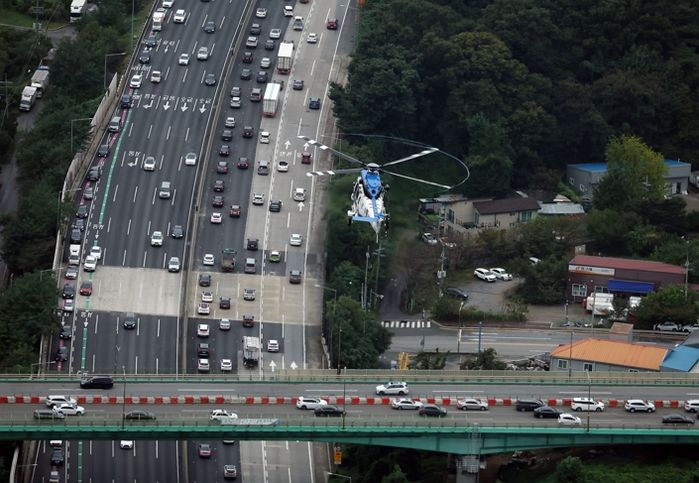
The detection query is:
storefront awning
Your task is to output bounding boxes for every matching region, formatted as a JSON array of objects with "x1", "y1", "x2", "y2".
[{"x1": 608, "y1": 279, "x2": 655, "y2": 294}]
